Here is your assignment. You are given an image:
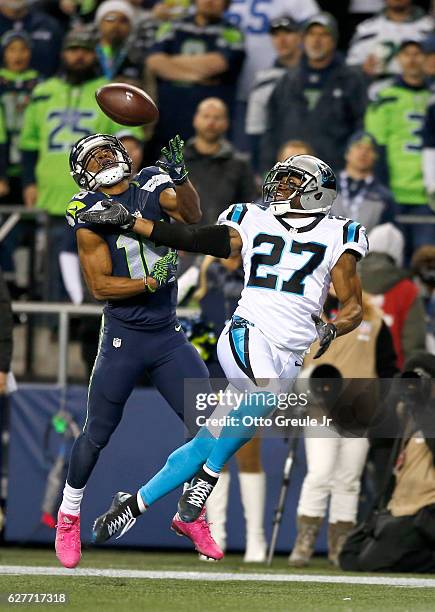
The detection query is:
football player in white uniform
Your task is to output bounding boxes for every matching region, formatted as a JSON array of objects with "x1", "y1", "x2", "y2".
[{"x1": 79, "y1": 155, "x2": 368, "y2": 550}]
